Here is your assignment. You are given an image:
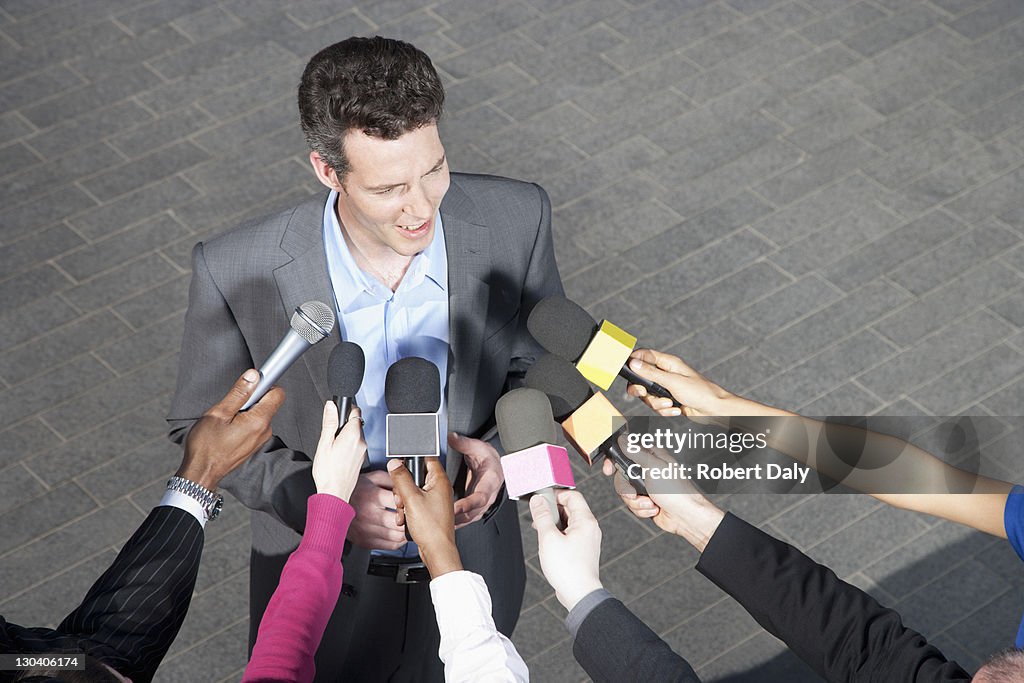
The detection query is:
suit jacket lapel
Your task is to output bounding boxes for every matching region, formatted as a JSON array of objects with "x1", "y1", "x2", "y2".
[
  {"x1": 442, "y1": 179, "x2": 491, "y2": 481},
  {"x1": 273, "y1": 192, "x2": 338, "y2": 408}
]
